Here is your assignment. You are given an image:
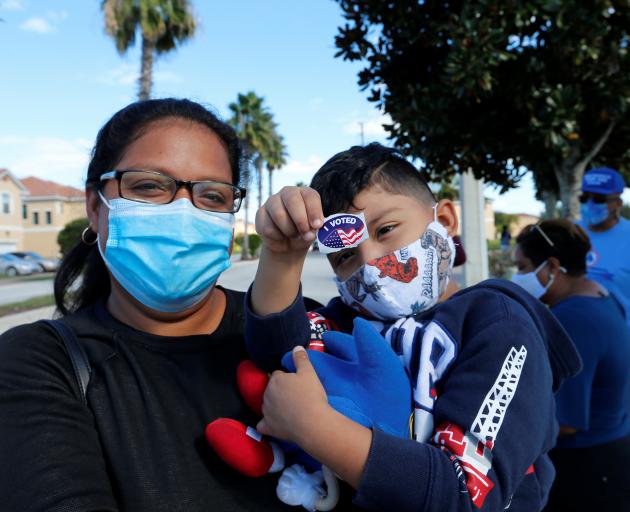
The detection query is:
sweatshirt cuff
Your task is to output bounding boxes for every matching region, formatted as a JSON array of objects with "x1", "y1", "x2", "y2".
[
  {"x1": 244, "y1": 283, "x2": 310, "y2": 372},
  {"x1": 353, "y1": 428, "x2": 437, "y2": 512}
]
